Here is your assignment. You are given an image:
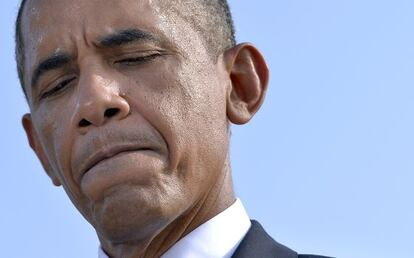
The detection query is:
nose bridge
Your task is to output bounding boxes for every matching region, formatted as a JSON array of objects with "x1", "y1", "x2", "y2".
[
  {"x1": 73, "y1": 62, "x2": 130, "y2": 131},
  {"x1": 78, "y1": 65, "x2": 115, "y2": 103}
]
